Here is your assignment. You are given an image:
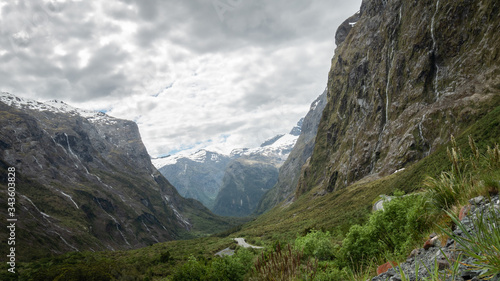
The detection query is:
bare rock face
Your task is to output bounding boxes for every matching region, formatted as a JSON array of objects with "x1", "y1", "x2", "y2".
[
  {"x1": 212, "y1": 157, "x2": 279, "y2": 217},
  {"x1": 299, "y1": 0, "x2": 500, "y2": 195},
  {"x1": 156, "y1": 150, "x2": 232, "y2": 210},
  {"x1": 335, "y1": 12, "x2": 361, "y2": 46},
  {"x1": 0, "y1": 94, "x2": 234, "y2": 260}
]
